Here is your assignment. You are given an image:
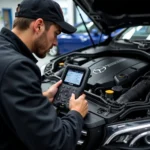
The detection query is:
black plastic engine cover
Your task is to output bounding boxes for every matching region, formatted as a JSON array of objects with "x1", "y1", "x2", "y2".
[{"x1": 81, "y1": 57, "x2": 149, "y2": 88}]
